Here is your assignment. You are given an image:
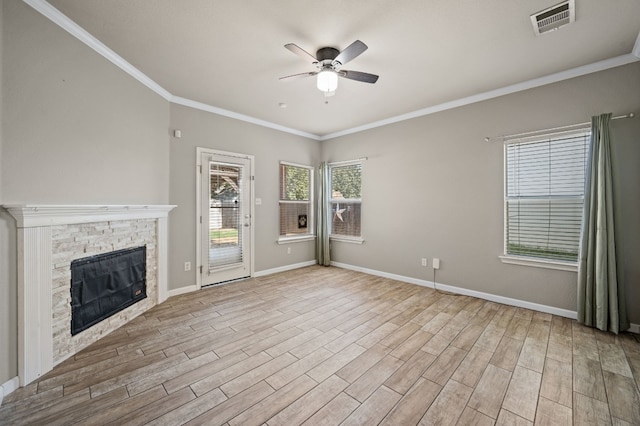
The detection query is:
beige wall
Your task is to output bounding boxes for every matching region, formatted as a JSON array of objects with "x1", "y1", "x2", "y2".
[
  {"x1": 322, "y1": 62, "x2": 640, "y2": 324},
  {"x1": 0, "y1": 0, "x2": 170, "y2": 384},
  {"x1": 168, "y1": 104, "x2": 321, "y2": 290}
]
